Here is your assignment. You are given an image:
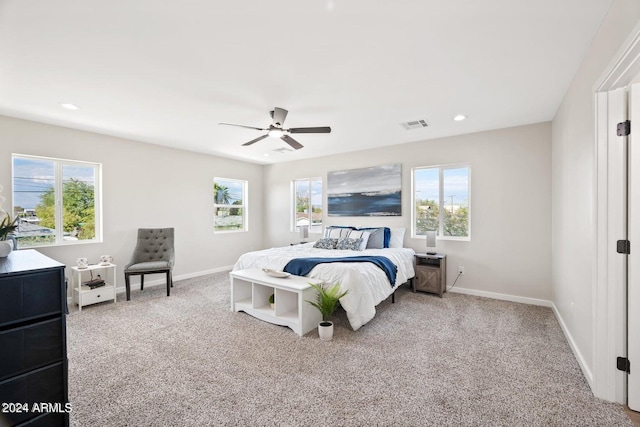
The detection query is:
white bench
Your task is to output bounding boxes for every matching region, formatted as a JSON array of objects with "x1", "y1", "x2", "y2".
[{"x1": 230, "y1": 268, "x2": 323, "y2": 336}]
